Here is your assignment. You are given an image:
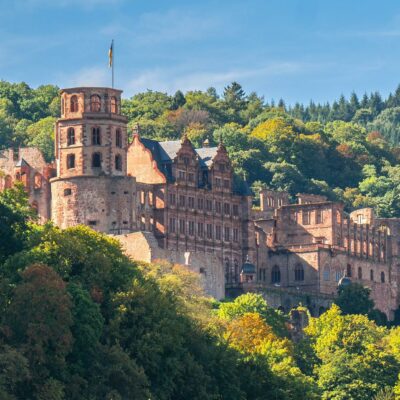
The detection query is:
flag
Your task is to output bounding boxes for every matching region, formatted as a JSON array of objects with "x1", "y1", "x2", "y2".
[{"x1": 108, "y1": 40, "x2": 113, "y2": 68}]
